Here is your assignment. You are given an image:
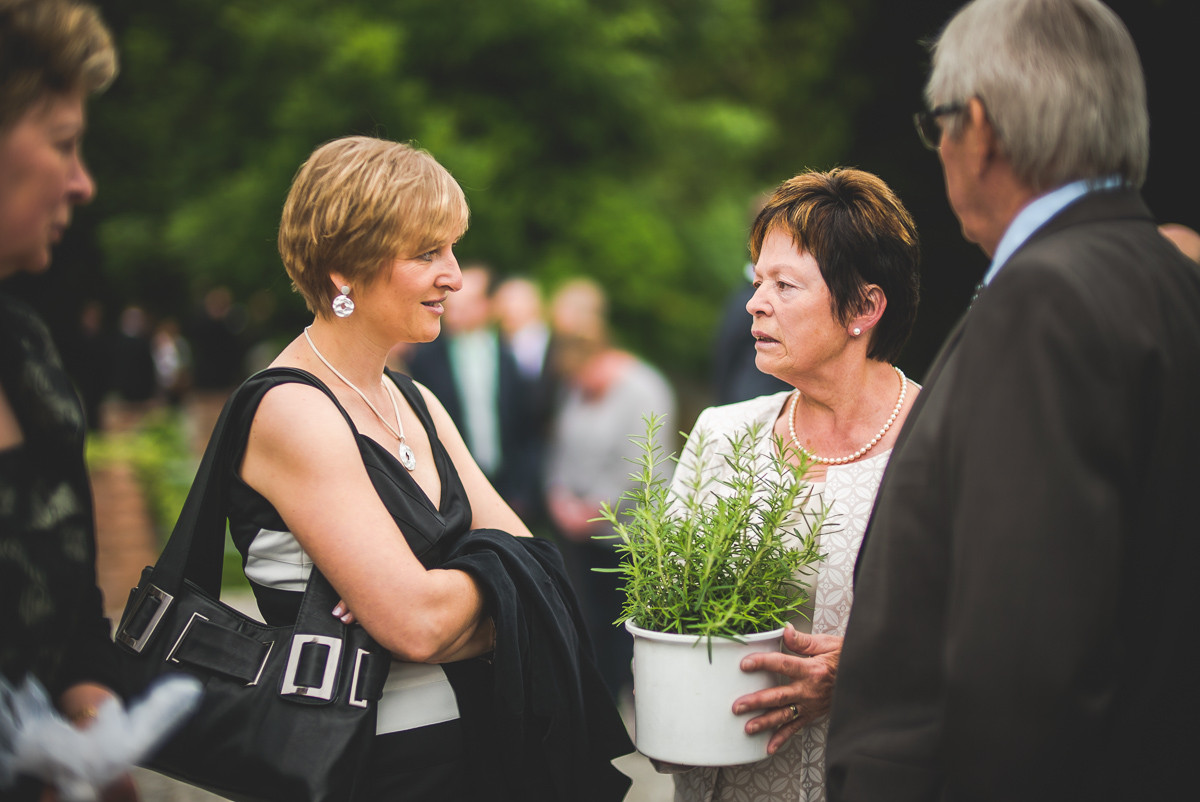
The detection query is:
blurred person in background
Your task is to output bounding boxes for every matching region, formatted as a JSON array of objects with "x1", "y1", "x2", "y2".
[
  {"x1": 544, "y1": 276, "x2": 676, "y2": 701},
  {"x1": 712, "y1": 192, "x2": 790, "y2": 405},
  {"x1": 68, "y1": 297, "x2": 109, "y2": 430},
  {"x1": 548, "y1": 274, "x2": 607, "y2": 343},
  {"x1": 493, "y1": 275, "x2": 551, "y2": 387},
  {"x1": 0, "y1": 0, "x2": 136, "y2": 798},
  {"x1": 669, "y1": 168, "x2": 921, "y2": 802},
  {"x1": 1159, "y1": 222, "x2": 1200, "y2": 263},
  {"x1": 407, "y1": 262, "x2": 541, "y2": 522},
  {"x1": 541, "y1": 275, "x2": 607, "y2": 435},
  {"x1": 711, "y1": 262, "x2": 791, "y2": 405},
  {"x1": 151, "y1": 316, "x2": 191, "y2": 408},
  {"x1": 107, "y1": 304, "x2": 156, "y2": 429},
  {"x1": 184, "y1": 284, "x2": 246, "y2": 451},
  {"x1": 492, "y1": 275, "x2": 553, "y2": 529}
]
